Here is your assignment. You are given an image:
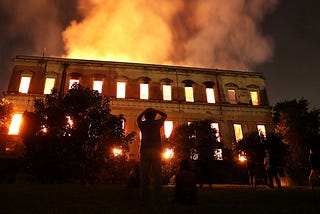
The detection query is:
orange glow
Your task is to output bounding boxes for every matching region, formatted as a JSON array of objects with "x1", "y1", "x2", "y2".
[
  {"x1": 250, "y1": 91, "x2": 260, "y2": 105},
  {"x1": 185, "y1": 87, "x2": 194, "y2": 102},
  {"x1": 44, "y1": 78, "x2": 55, "y2": 94},
  {"x1": 62, "y1": 1, "x2": 173, "y2": 64},
  {"x1": 66, "y1": 116, "x2": 73, "y2": 128},
  {"x1": 113, "y1": 148, "x2": 123, "y2": 157},
  {"x1": 163, "y1": 148, "x2": 174, "y2": 159},
  {"x1": 233, "y1": 124, "x2": 243, "y2": 142},
  {"x1": 238, "y1": 153, "x2": 247, "y2": 163},
  {"x1": 61, "y1": 1, "x2": 276, "y2": 71},
  {"x1": 164, "y1": 121, "x2": 173, "y2": 138},
  {"x1": 8, "y1": 114, "x2": 22, "y2": 135},
  {"x1": 19, "y1": 76, "x2": 31, "y2": 93},
  {"x1": 257, "y1": 124, "x2": 266, "y2": 137}
]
